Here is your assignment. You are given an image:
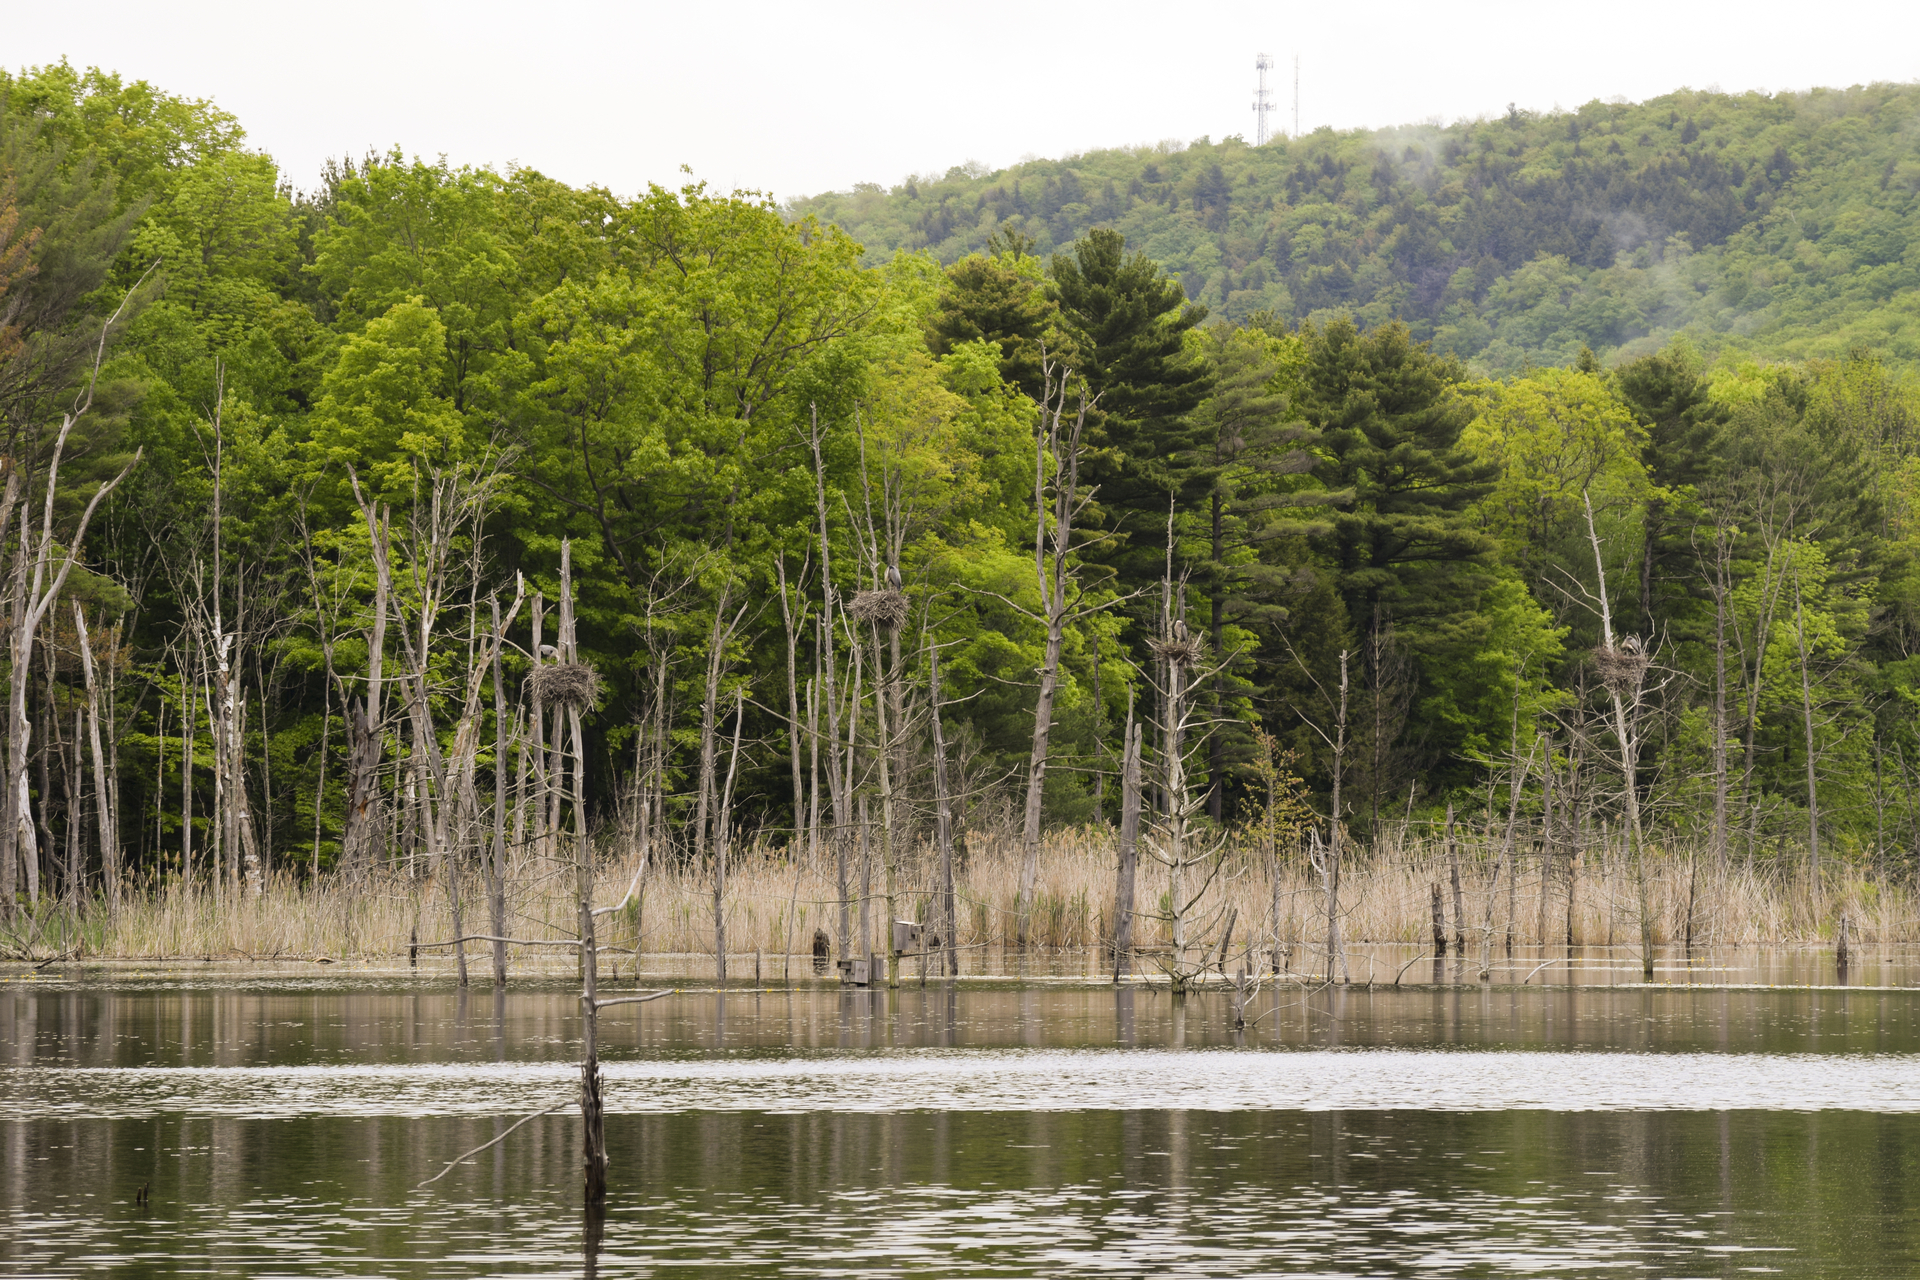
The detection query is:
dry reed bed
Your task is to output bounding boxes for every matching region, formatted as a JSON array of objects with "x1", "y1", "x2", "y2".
[{"x1": 29, "y1": 826, "x2": 1916, "y2": 962}]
